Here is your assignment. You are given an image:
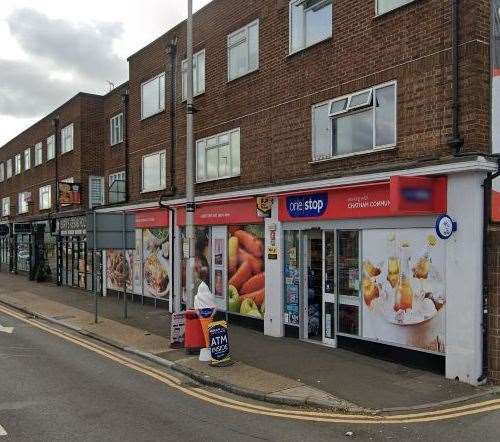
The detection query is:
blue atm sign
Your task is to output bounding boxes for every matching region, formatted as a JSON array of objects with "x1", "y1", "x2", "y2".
[{"x1": 286, "y1": 193, "x2": 328, "y2": 218}]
